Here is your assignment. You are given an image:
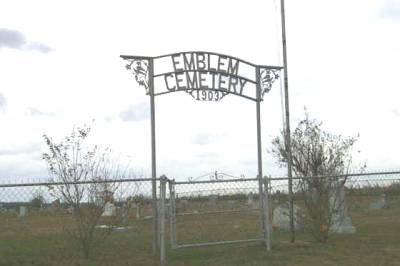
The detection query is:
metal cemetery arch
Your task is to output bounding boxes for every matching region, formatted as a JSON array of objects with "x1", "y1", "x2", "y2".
[{"x1": 121, "y1": 51, "x2": 282, "y2": 252}]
